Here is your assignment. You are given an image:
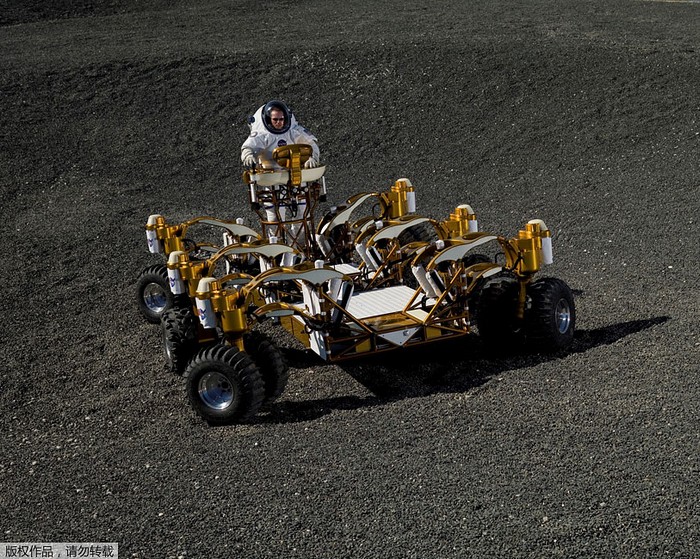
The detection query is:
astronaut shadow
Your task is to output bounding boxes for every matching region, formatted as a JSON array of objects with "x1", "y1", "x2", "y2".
[{"x1": 255, "y1": 315, "x2": 670, "y2": 425}]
